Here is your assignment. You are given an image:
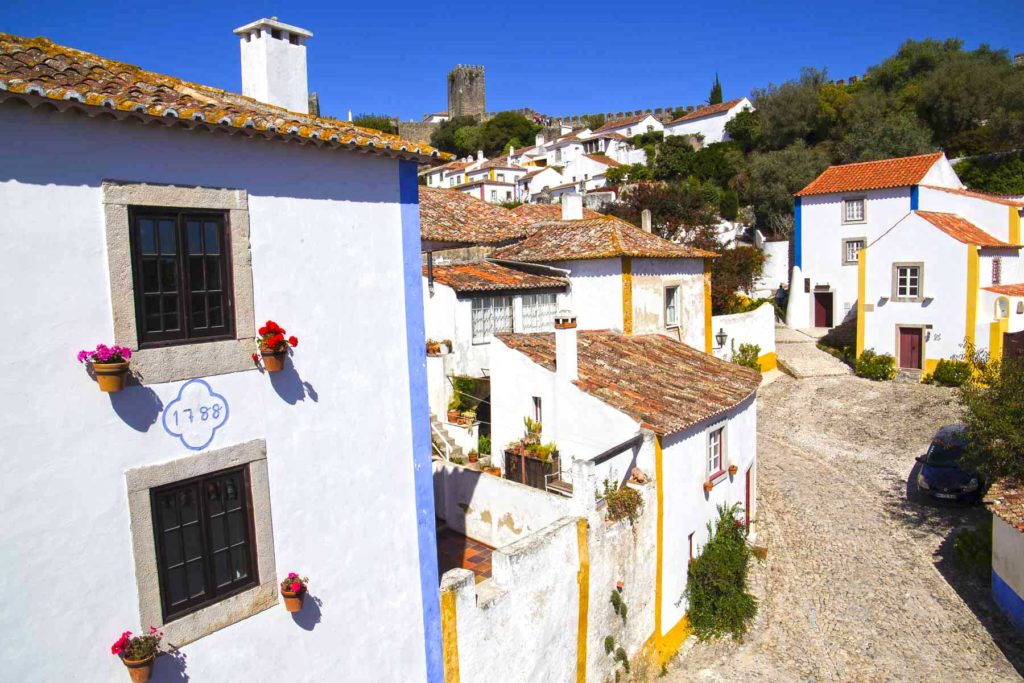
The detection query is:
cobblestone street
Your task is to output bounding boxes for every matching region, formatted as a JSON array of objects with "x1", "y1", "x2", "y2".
[{"x1": 668, "y1": 373, "x2": 1024, "y2": 682}]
